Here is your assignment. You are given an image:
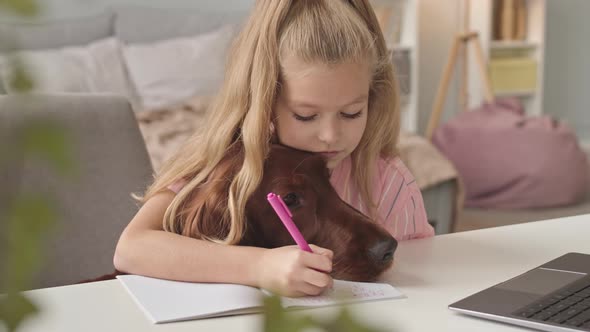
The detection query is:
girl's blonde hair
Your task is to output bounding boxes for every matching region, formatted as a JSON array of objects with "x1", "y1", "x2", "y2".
[{"x1": 142, "y1": 0, "x2": 400, "y2": 245}]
